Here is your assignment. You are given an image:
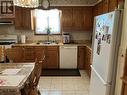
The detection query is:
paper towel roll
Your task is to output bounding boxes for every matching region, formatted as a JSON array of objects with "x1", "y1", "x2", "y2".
[{"x1": 21, "y1": 35, "x2": 26, "y2": 44}]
